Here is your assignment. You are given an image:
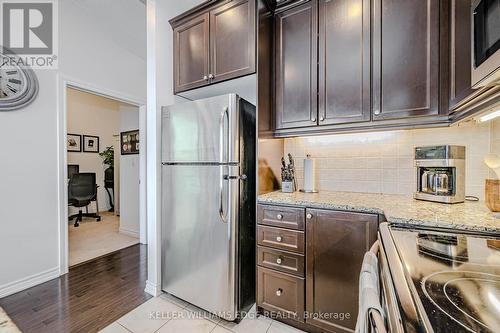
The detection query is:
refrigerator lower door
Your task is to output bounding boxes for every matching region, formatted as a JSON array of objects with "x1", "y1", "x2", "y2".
[{"x1": 161, "y1": 164, "x2": 240, "y2": 320}]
